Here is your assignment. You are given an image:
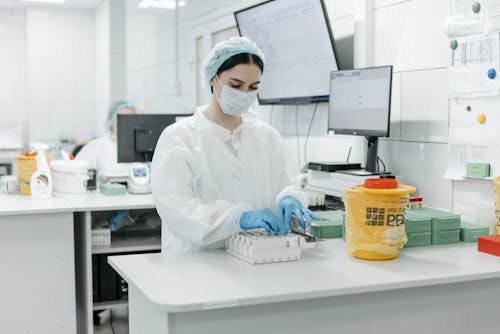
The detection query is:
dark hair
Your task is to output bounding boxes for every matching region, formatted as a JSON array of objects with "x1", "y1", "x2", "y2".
[{"x1": 211, "y1": 53, "x2": 264, "y2": 93}]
